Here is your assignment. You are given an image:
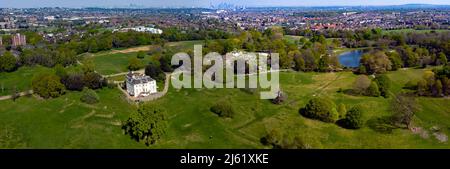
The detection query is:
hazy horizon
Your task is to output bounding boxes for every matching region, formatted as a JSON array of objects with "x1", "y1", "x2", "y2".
[{"x1": 0, "y1": 0, "x2": 449, "y2": 8}]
